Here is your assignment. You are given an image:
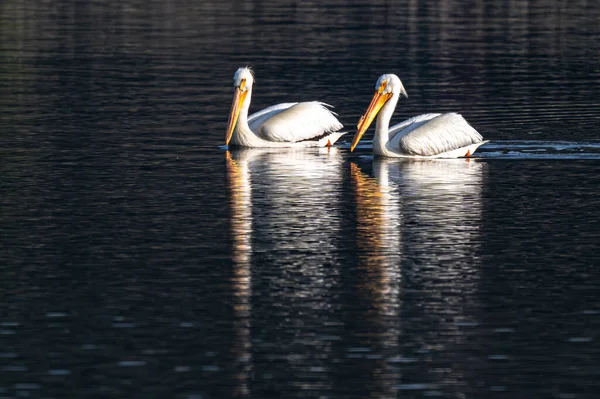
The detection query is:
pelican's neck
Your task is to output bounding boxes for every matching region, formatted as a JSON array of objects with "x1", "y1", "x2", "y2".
[
  {"x1": 232, "y1": 87, "x2": 264, "y2": 147},
  {"x1": 231, "y1": 88, "x2": 298, "y2": 148},
  {"x1": 373, "y1": 92, "x2": 399, "y2": 154},
  {"x1": 237, "y1": 87, "x2": 253, "y2": 134}
]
